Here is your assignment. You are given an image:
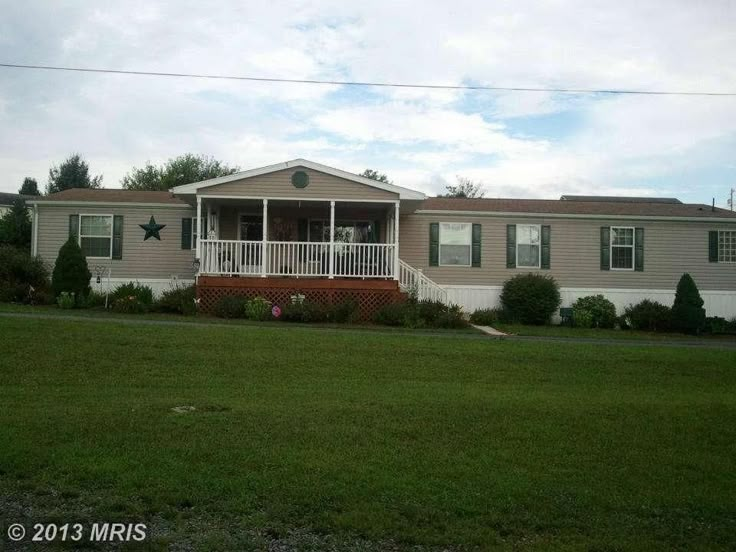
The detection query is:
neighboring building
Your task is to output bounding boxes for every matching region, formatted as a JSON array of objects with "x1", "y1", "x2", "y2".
[
  {"x1": 28, "y1": 159, "x2": 736, "y2": 318},
  {"x1": 0, "y1": 192, "x2": 28, "y2": 216}
]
